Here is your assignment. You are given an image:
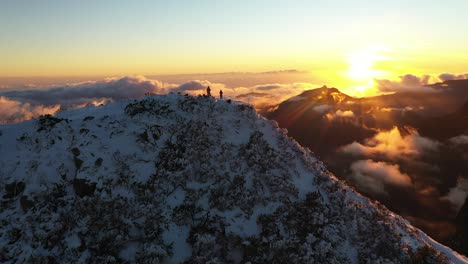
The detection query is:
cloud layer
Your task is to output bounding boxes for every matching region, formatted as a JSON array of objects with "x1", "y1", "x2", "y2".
[
  {"x1": 450, "y1": 134, "x2": 468, "y2": 145},
  {"x1": 0, "y1": 76, "x2": 166, "y2": 107},
  {"x1": 338, "y1": 125, "x2": 467, "y2": 223},
  {"x1": 374, "y1": 72, "x2": 468, "y2": 93},
  {"x1": 1, "y1": 71, "x2": 467, "y2": 124},
  {"x1": 439, "y1": 73, "x2": 468, "y2": 82},
  {"x1": 0, "y1": 97, "x2": 60, "y2": 124},
  {"x1": 0, "y1": 76, "x2": 172, "y2": 124},
  {"x1": 313, "y1": 104, "x2": 332, "y2": 113},
  {"x1": 374, "y1": 74, "x2": 433, "y2": 93},
  {"x1": 0, "y1": 76, "x2": 317, "y2": 124},
  {"x1": 341, "y1": 126, "x2": 440, "y2": 158},
  {"x1": 349, "y1": 159, "x2": 412, "y2": 195},
  {"x1": 442, "y1": 178, "x2": 468, "y2": 212},
  {"x1": 326, "y1": 110, "x2": 355, "y2": 120}
]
